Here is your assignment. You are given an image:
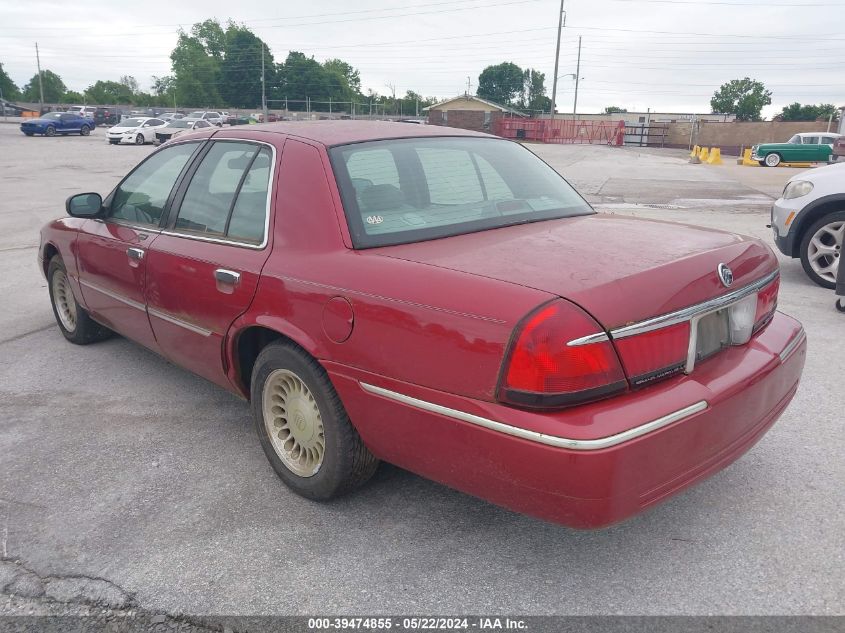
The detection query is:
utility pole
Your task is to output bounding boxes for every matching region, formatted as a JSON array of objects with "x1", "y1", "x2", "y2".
[
  {"x1": 466, "y1": 76, "x2": 471, "y2": 96},
  {"x1": 261, "y1": 46, "x2": 268, "y2": 122},
  {"x1": 35, "y1": 42, "x2": 45, "y2": 114},
  {"x1": 549, "y1": 0, "x2": 565, "y2": 121},
  {"x1": 573, "y1": 36, "x2": 581, "y2": 116}
]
